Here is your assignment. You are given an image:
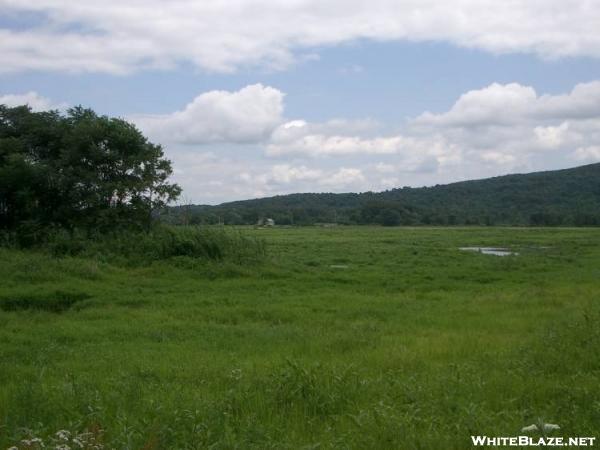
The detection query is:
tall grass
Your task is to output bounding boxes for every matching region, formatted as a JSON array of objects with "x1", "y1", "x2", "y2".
[{"x1": 45, "y1": 225, "x2": 267, "y2": 265}]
